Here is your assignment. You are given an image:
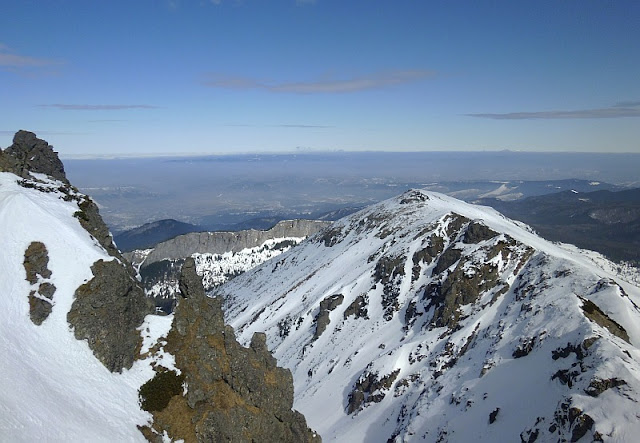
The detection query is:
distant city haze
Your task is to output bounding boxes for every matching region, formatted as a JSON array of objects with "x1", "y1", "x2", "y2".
[{"x1": 64, "y1": 151, "x2": 640, "y2": 232}]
